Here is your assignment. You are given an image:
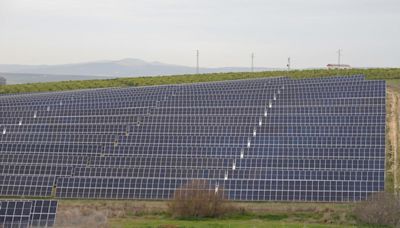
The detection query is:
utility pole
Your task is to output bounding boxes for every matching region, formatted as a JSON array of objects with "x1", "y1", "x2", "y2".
[
  {"x1": 337, "y1": 49, "x2": 341, "y2": 66},
  {"x1": 287, "y1": 57, "x2": 291, "y2": 71},
  {"x1": 196, "y1": 50, "x2": 199, "y2": 74},
  {"x1": 251, "y1": 53, "x2": 254, "y2": 72}
]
